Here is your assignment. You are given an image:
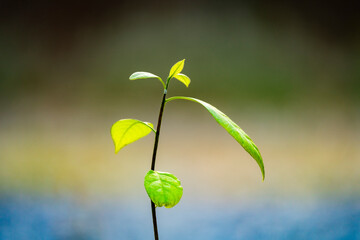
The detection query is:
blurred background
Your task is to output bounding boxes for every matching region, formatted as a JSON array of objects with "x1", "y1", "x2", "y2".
[{"x1": 0, "y1": 0, "x2": 359, "y2": 239}]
